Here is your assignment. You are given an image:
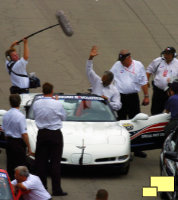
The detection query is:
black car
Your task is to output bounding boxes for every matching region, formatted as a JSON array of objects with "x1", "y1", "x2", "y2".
[{"x1": 160, "y1": 127, "x2": 178, "y2": 199}]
